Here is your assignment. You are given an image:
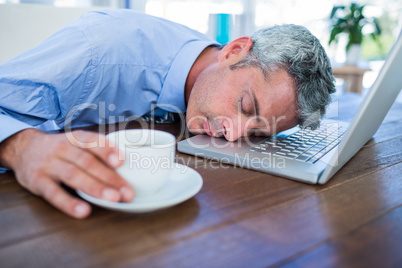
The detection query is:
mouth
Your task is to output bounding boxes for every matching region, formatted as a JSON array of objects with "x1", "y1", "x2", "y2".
[{"x1": 203, "y1": 121, "x2": 213, "y2": 136}]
